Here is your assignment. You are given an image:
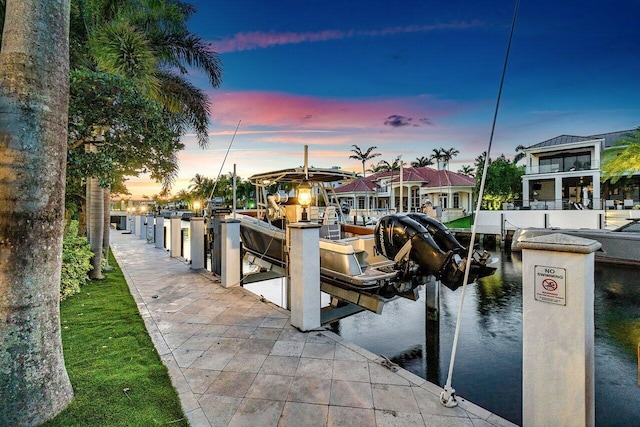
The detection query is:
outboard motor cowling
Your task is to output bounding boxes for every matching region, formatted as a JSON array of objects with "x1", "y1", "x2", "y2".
[
  {"x1": 375, "y1": 214, "x2": 497, "y2": 290},
  {"x1": 374, "y1": 215, "x2": 464, "y2": 285},
  {"x1": 406, "y1": 212, "x2": 466, "y2": 253}
]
